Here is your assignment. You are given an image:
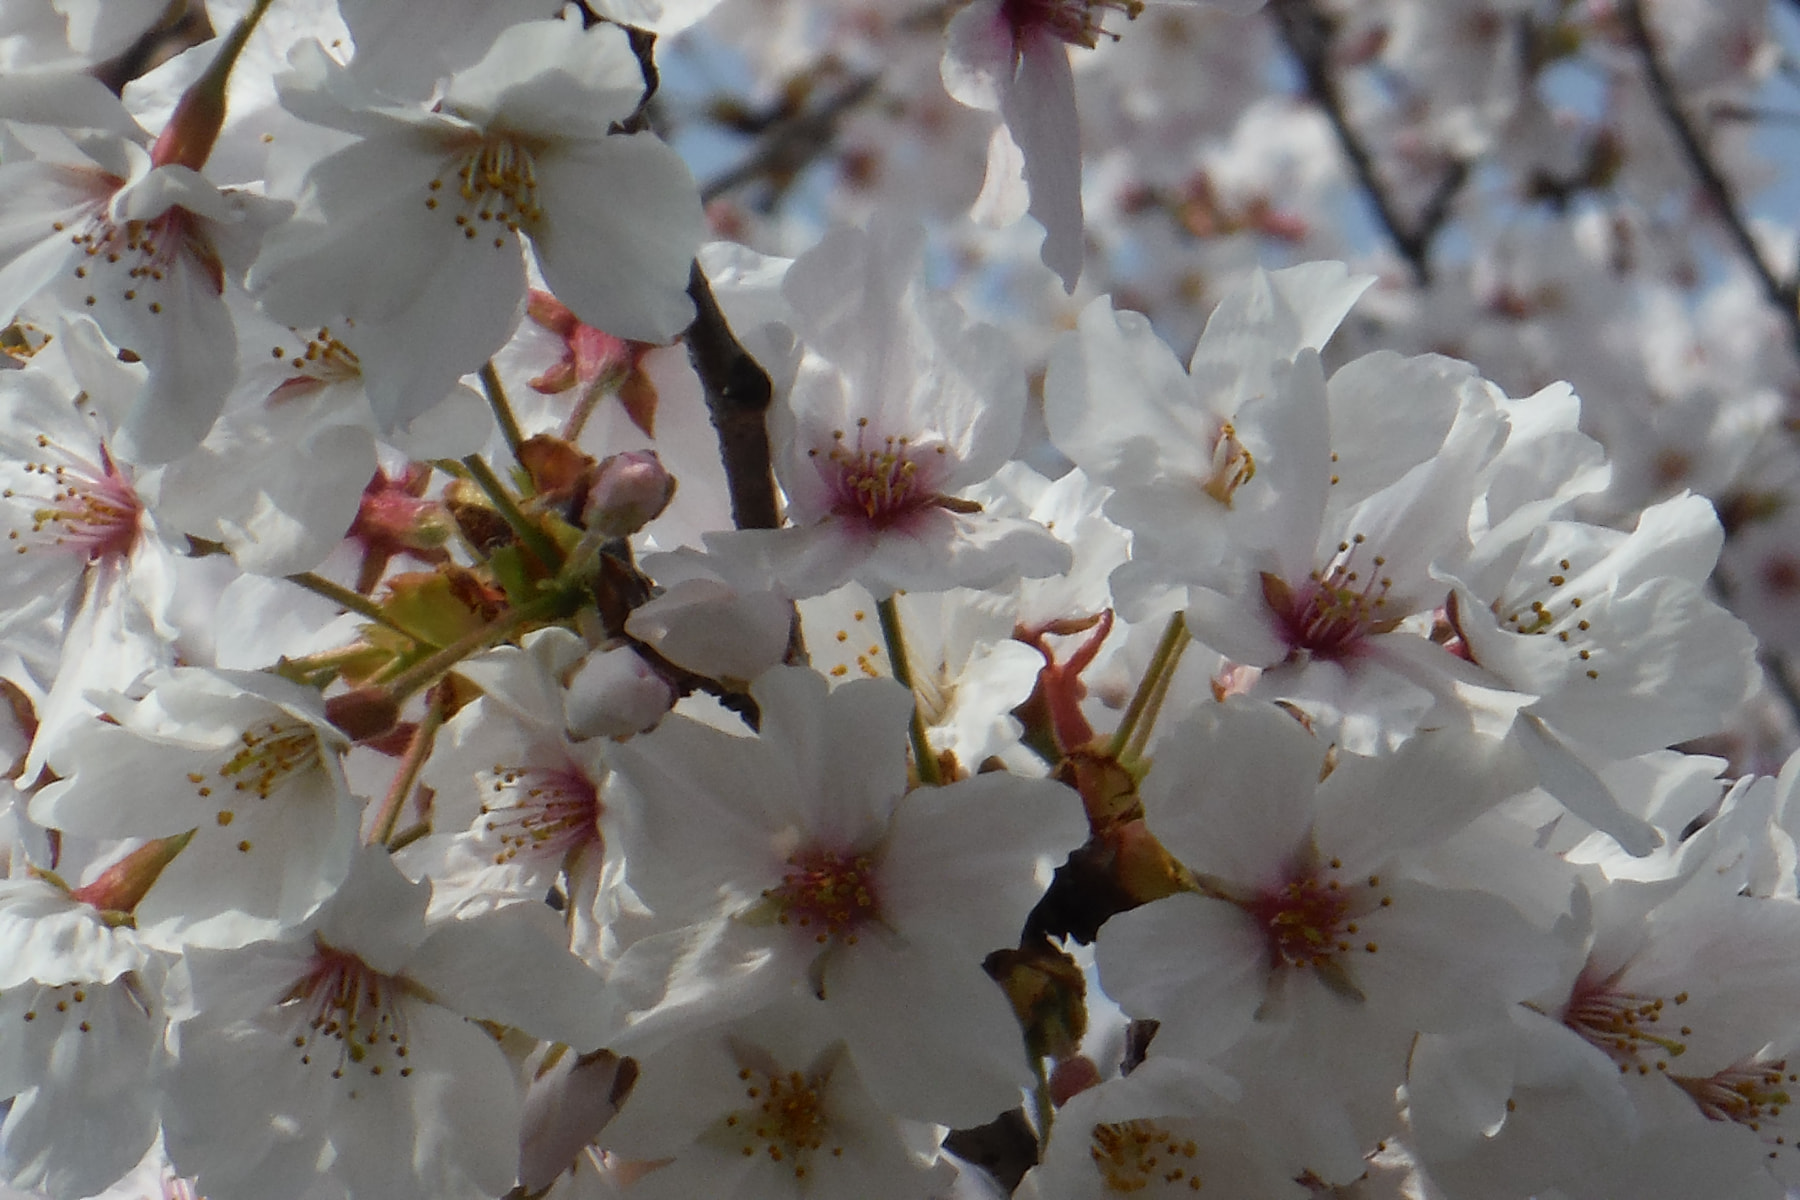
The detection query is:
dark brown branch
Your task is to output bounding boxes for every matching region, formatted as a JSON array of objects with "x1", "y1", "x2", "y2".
[
  {"x1": 1267, "y1": 0, "x2": 1465, "y2": 288},
  {"x1": 684, "y1": 261, "x2": 781, "y2": 530},
  {"x1": 1619, "y1": 0, "x2": 1800, "y2": 359},
  {"x1": 90, "y1": 0, "x2": 209, "y2": 94}
]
